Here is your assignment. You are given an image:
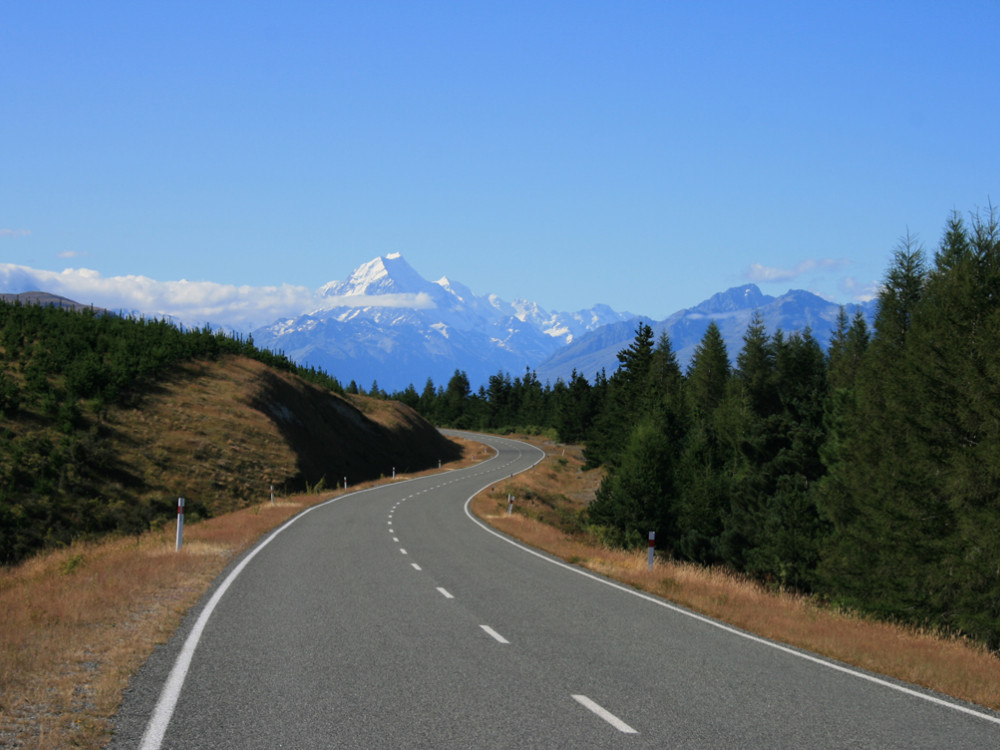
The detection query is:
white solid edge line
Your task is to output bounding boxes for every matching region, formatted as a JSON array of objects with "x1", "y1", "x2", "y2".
[
  {"x1": 480, "y1": 624, "x2": 510, "y2": 644},
  {"x1": 456, "y1": 435, "x2": 1000, "y2": 729},
  {"x1": 572, "y1": 694, "x2": 638, "y2": 734},
  {"x1": 137, "y1": 451, "x2": 497, "y2": 750}
]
